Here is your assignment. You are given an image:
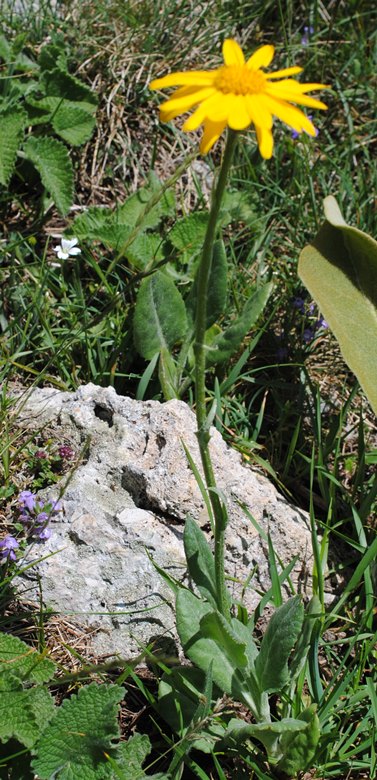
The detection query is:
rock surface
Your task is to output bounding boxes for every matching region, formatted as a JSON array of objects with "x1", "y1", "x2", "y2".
[{"x1": 14, "y1": 383, "x2": 313, "y2": 658}]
